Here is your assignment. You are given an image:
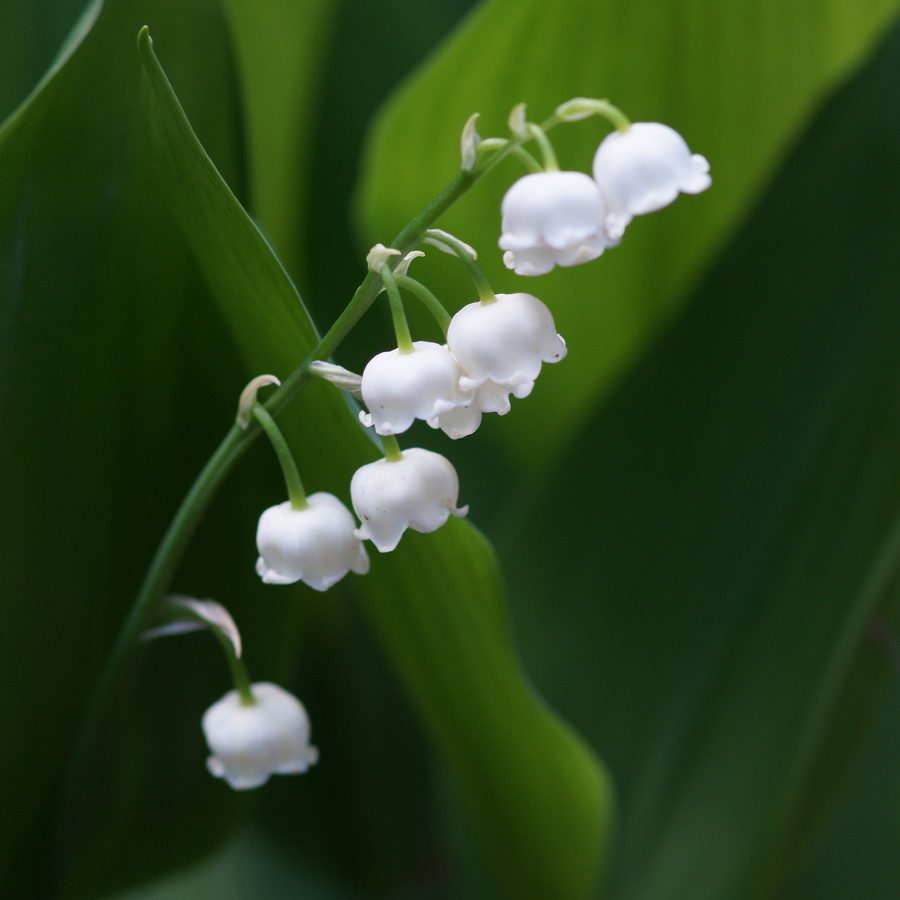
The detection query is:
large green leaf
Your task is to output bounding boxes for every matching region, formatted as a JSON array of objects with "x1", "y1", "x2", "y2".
[
  {"x1": 356, "y1": 0, "x2": 900, "y2": 472},
  {"x1": 0, "y1": 1, "x2": 265, "y2": 895},
  {"x1": 500, "y1": 19, "x2": 900, "y2": 898},
  {"x1": 137, "y1": 26, "x2": 612, "y2": 900}
]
